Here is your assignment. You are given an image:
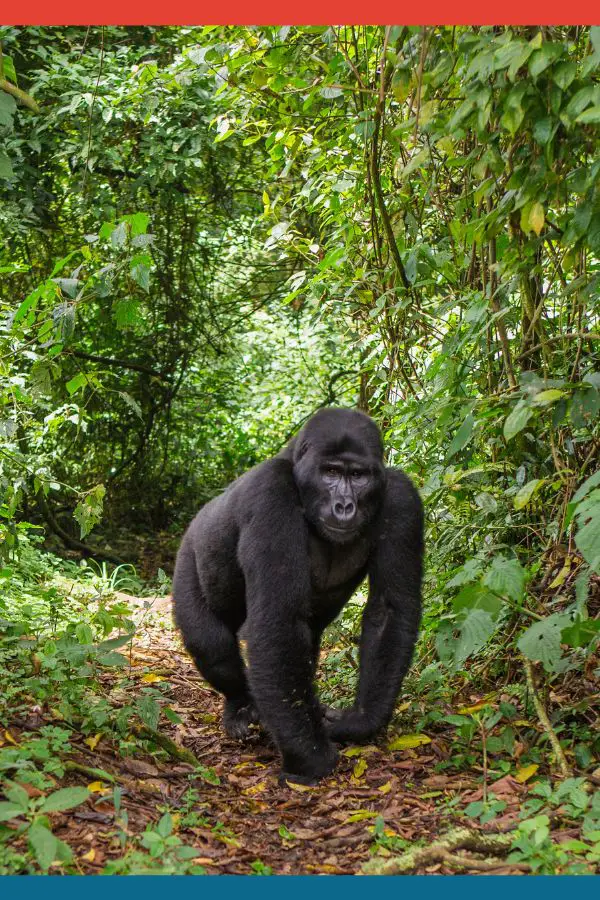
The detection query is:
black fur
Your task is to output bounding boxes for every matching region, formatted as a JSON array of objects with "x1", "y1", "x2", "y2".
[{"x1": 172, "y1": 408, "x2": 423, "y2": 783}]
